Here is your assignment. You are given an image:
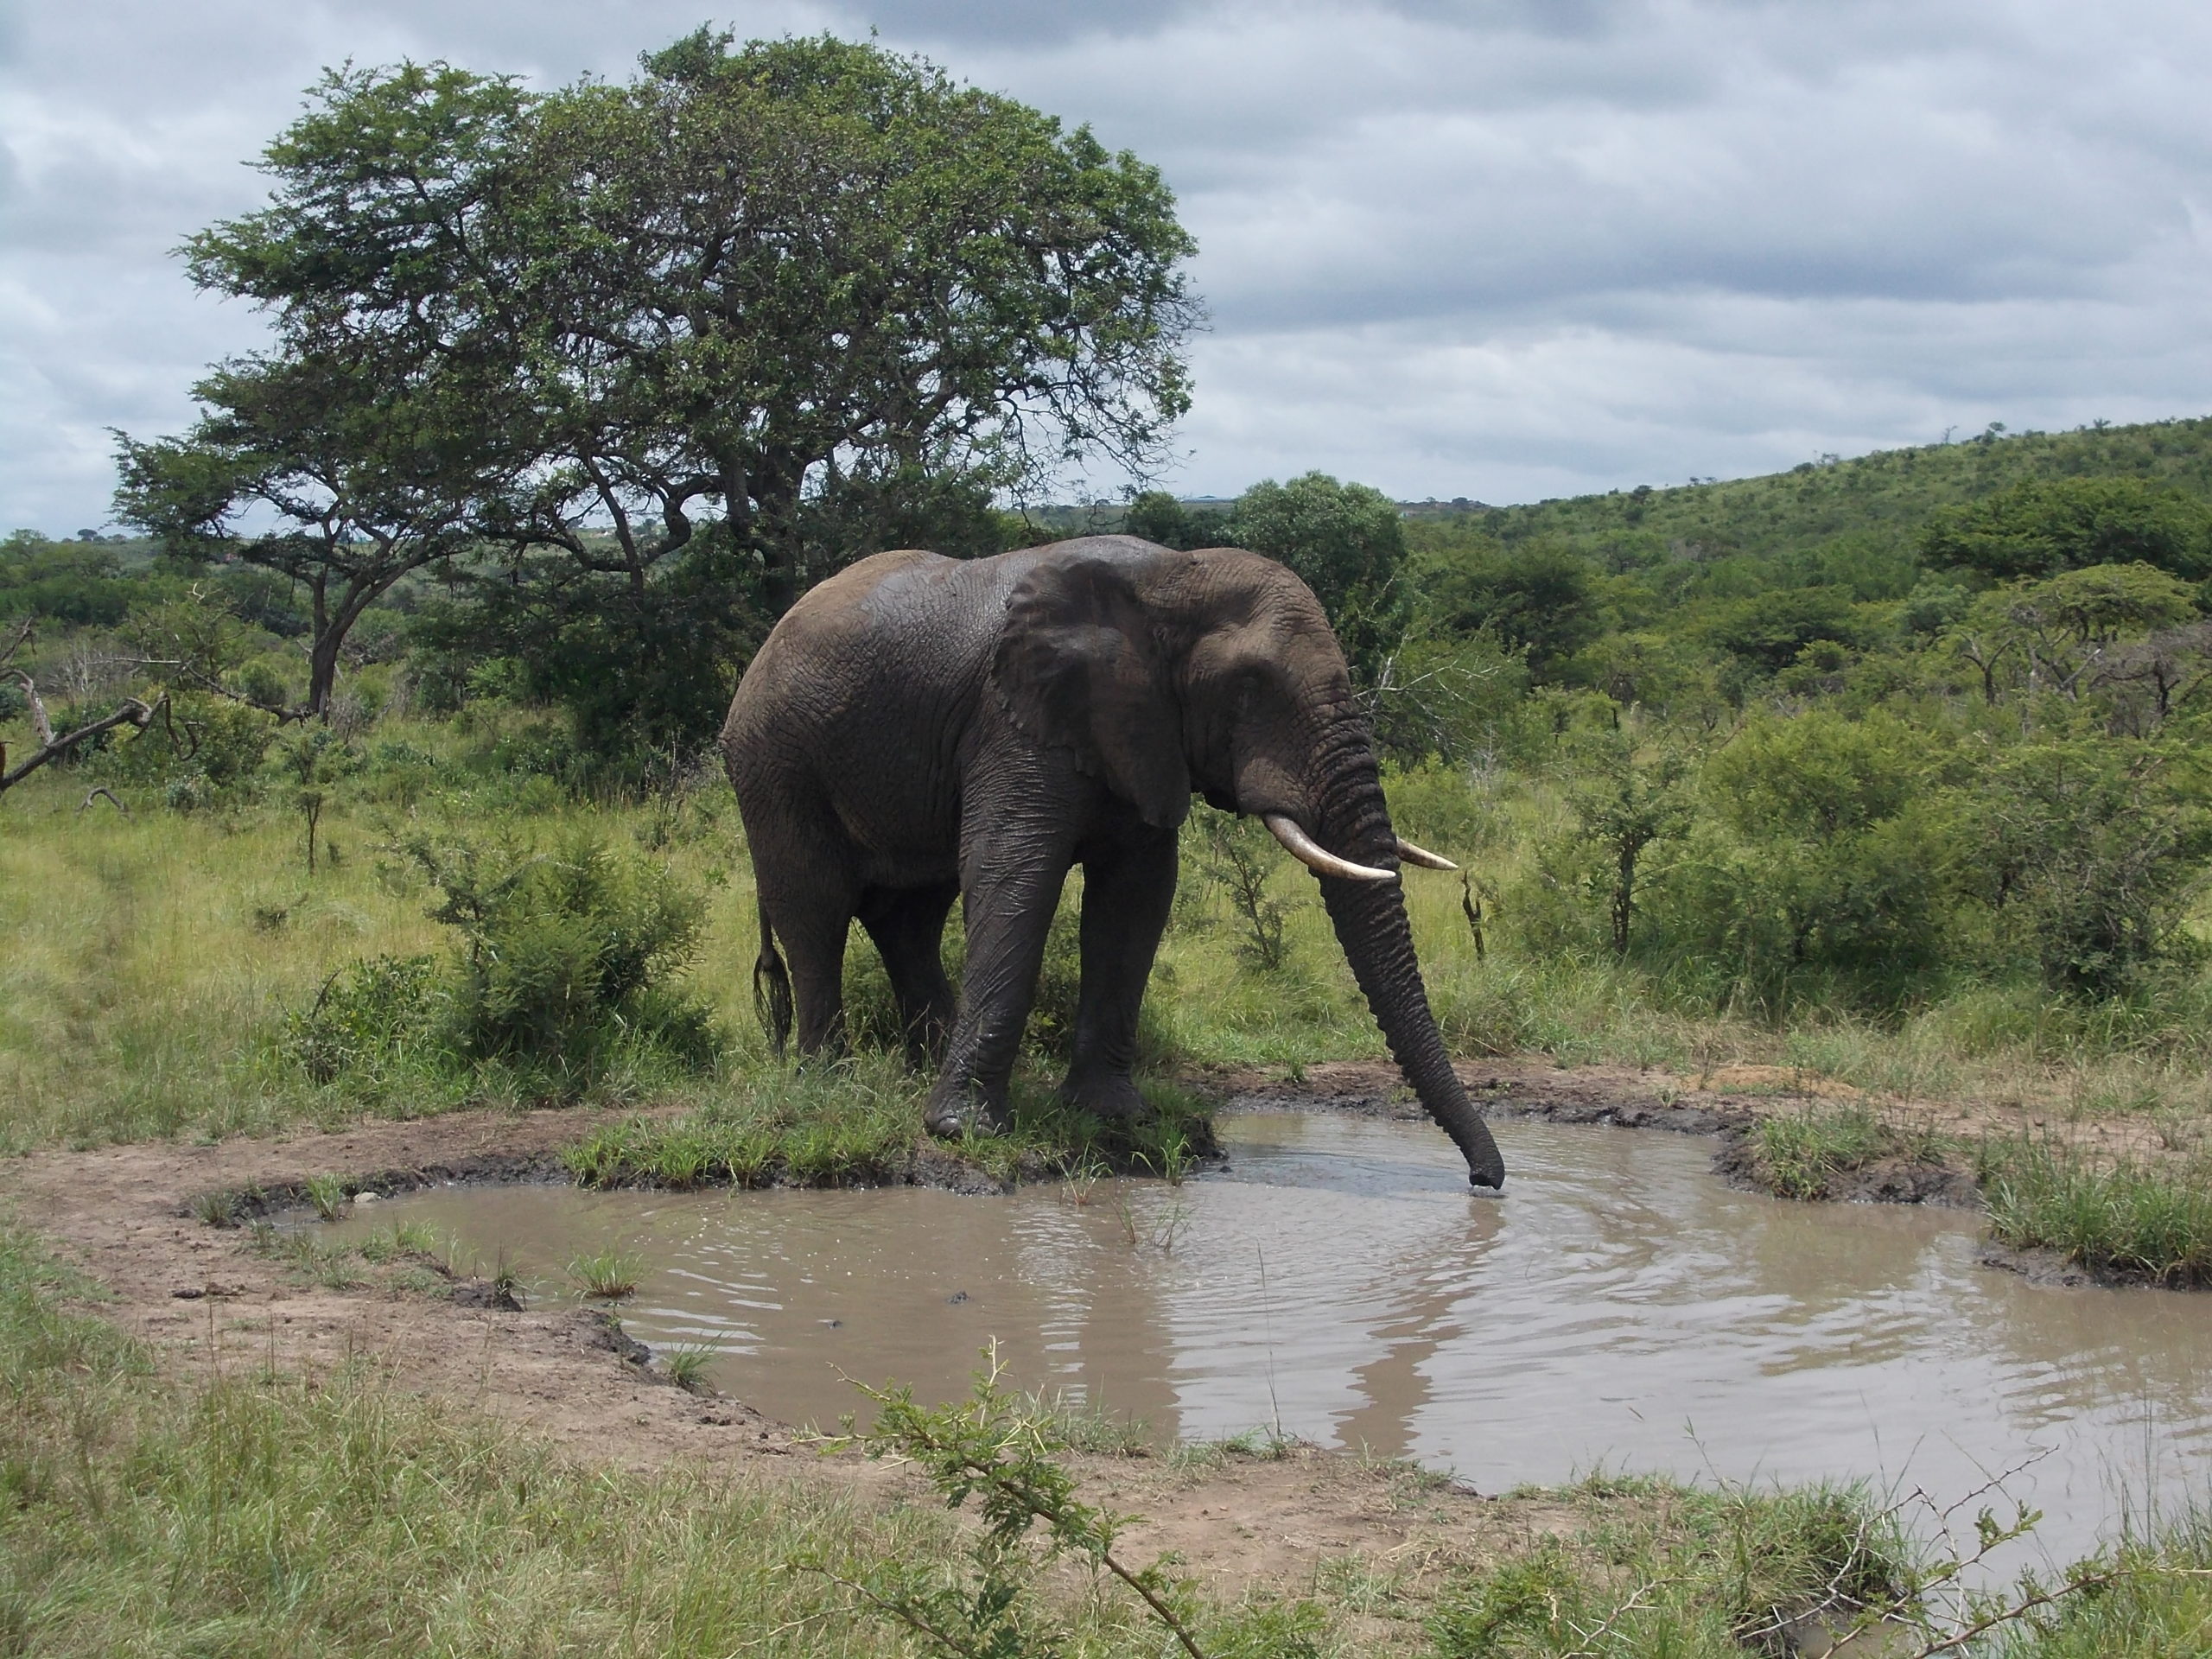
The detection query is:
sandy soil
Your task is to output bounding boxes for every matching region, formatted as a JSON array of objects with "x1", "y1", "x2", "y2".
[{"x1": 0, "y1": 1055, "x2": 2175, "y2": 1602}]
